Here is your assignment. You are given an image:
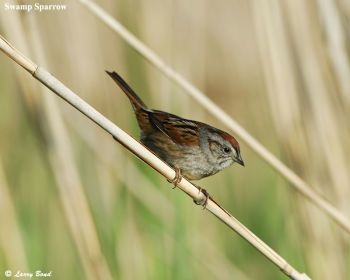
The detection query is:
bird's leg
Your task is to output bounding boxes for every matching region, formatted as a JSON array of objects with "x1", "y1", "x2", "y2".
[
  {"x1": 193, "y1": 186, "x2": 211, "y2": 209},
  {"x1": 167, "y1": 168, "x2": 182, "y2": 189}
]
